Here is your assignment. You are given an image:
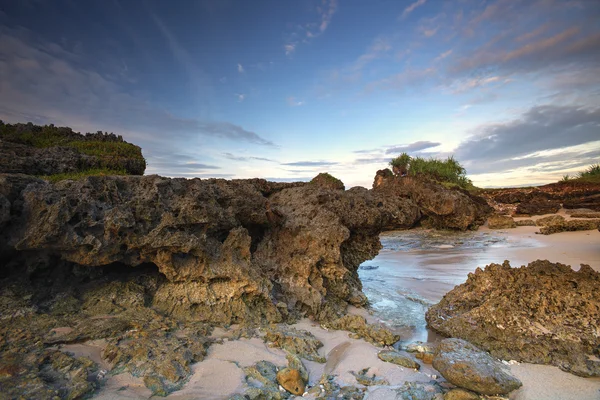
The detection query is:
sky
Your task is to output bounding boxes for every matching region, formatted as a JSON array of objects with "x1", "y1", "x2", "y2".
[{"x1": 0, "y1": 0, "x2": 599, "y2": 188}]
